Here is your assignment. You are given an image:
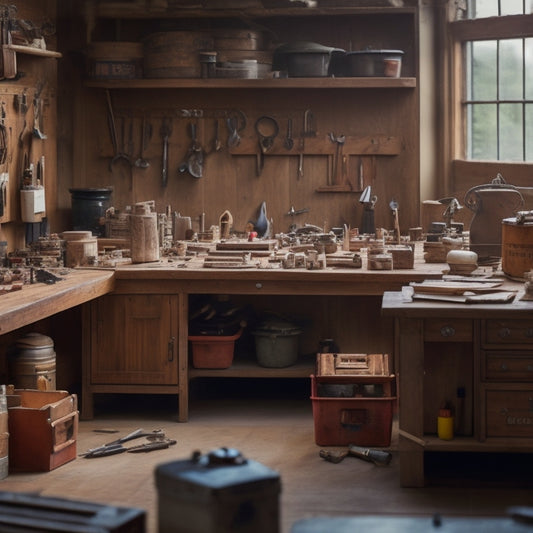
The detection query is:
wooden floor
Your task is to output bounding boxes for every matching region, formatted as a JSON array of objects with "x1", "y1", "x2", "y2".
[{"x1": 1, "y1": 379, "x2": 533, "y2": 533}]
